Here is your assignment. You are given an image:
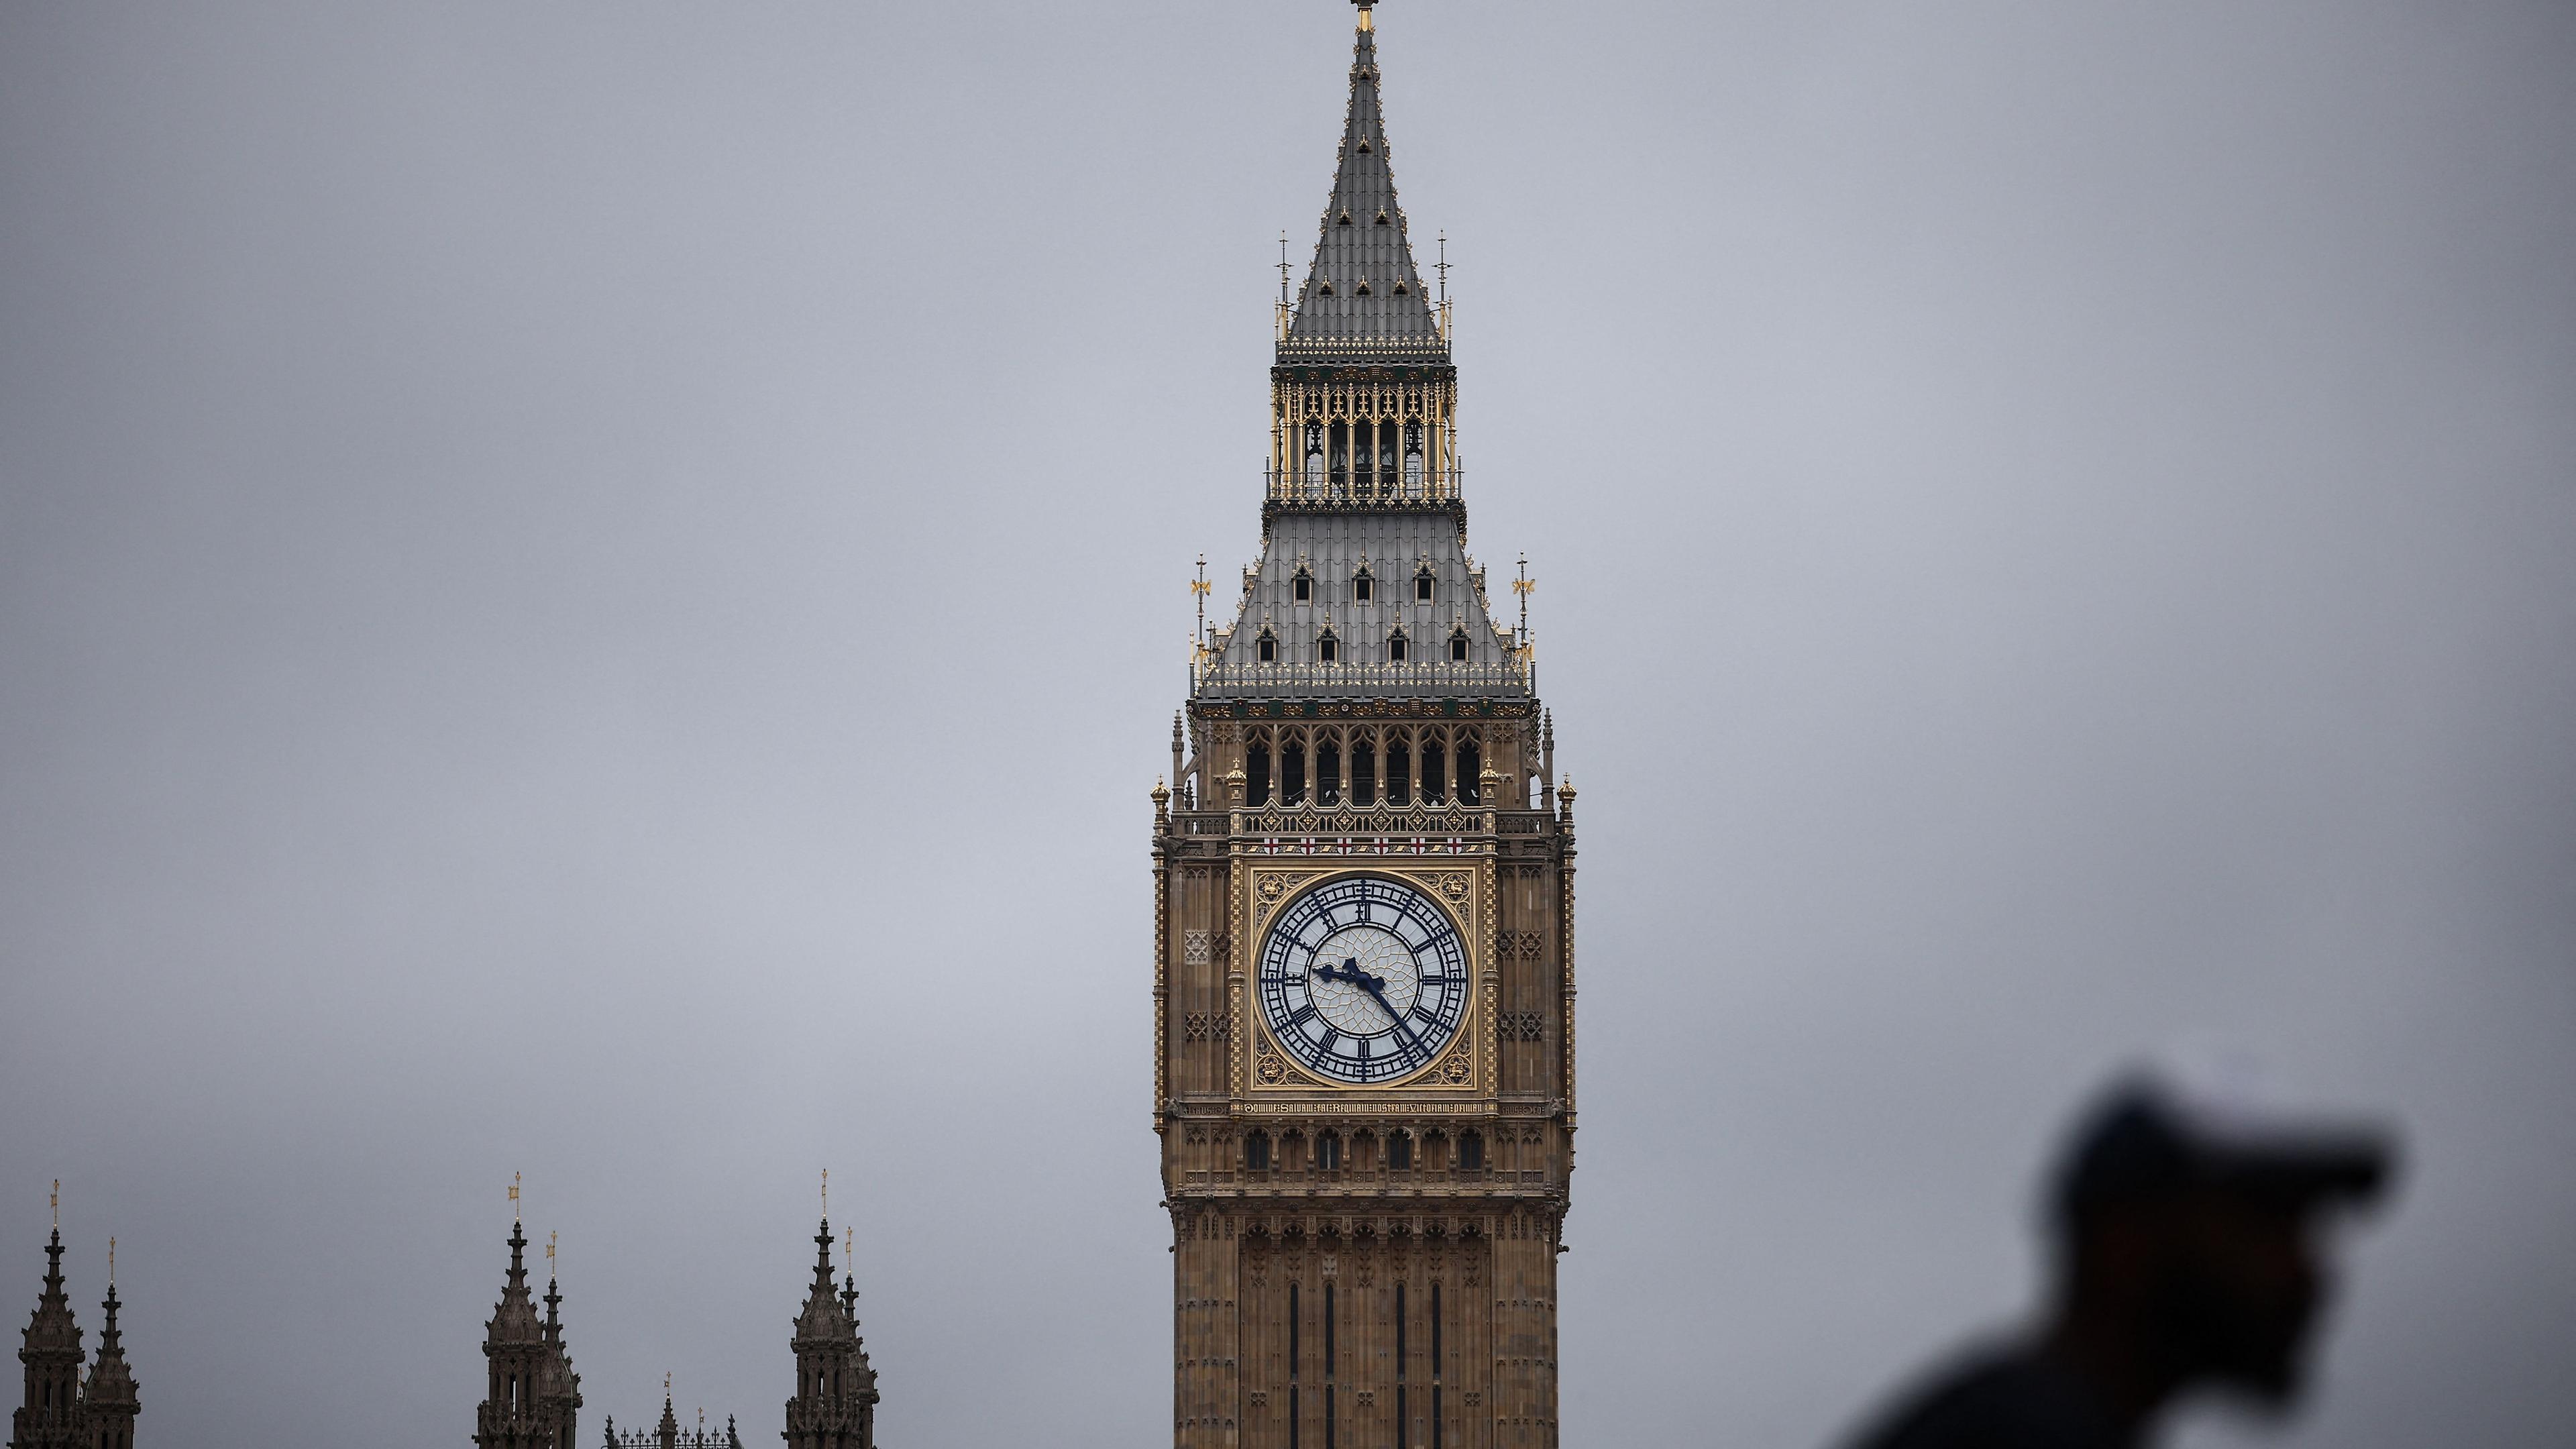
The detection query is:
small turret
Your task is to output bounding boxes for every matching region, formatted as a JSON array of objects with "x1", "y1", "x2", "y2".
[
  {"x1": 14, "y1": 1212, "x2": 88, "y2": 1449},
  {"x1": 81, "y1": 1264, "x2": 136, "y2": 1449},
  {"x1": 477, "y1": 1205, "x2": 578, "y2": 1449},
  {"x1": 782, "y1": 1218, "x2": 876, "y2": 1449}
]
